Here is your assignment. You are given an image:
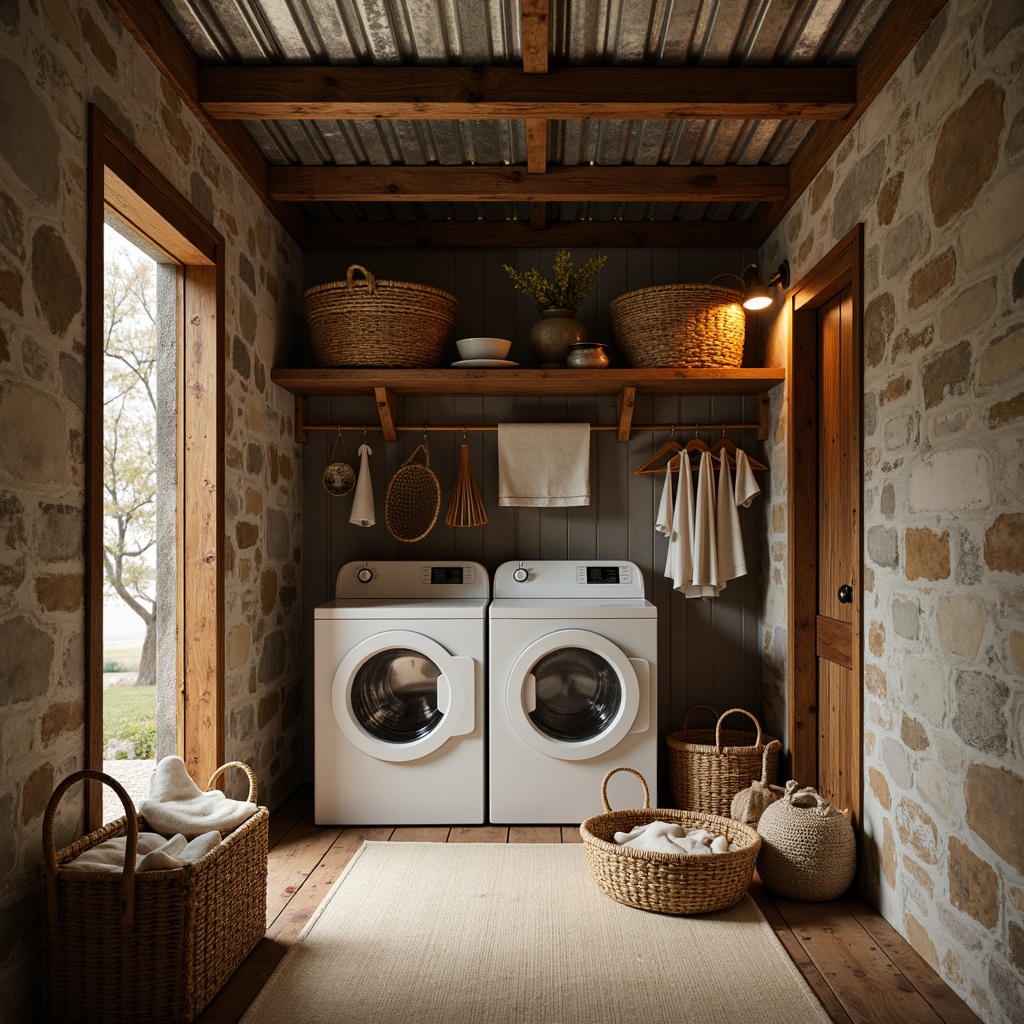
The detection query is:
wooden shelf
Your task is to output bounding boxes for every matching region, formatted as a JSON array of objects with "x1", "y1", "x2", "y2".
[{"x1": 270, "y1": 366, "x2": 785, "y2": 442}]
